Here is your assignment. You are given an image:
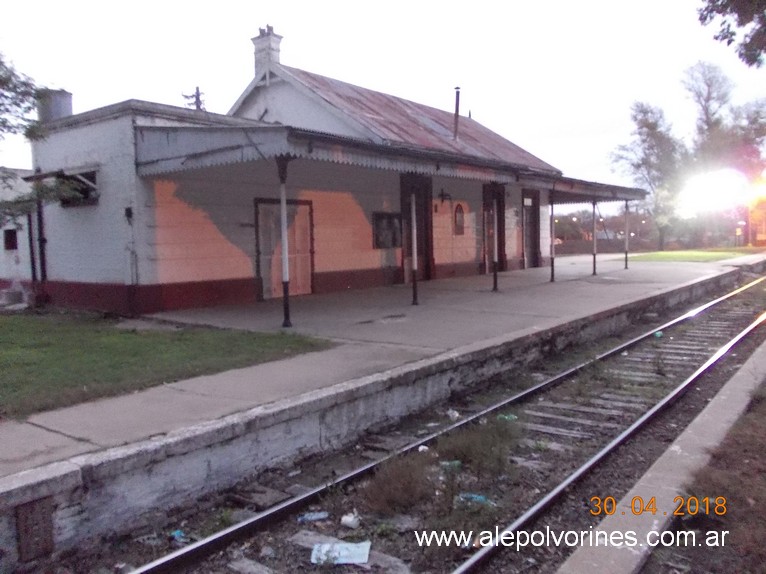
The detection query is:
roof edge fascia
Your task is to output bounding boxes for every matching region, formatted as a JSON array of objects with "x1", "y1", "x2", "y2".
[{"x1": 39, "y1": 100, "x2": 263, "y2": 134}]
